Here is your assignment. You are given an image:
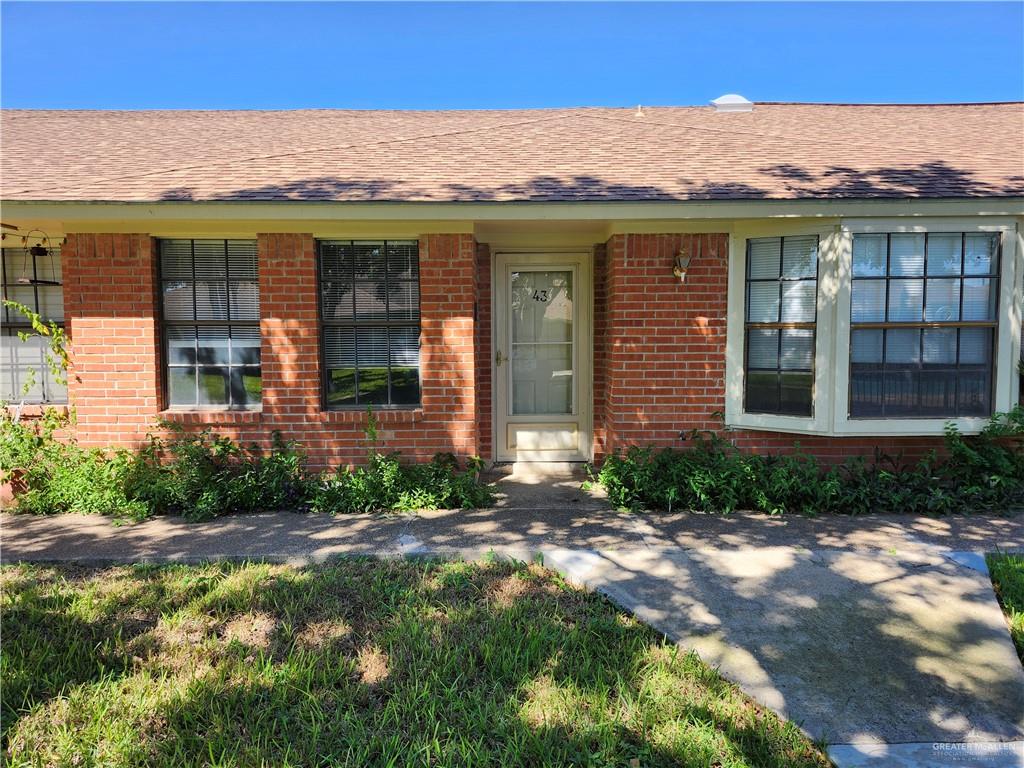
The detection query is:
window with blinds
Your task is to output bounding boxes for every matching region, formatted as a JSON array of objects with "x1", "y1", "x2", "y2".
[
  {"x1": 849, "y1": 233, "x2": 999, "y2": 418},
  {"x1": 743, "y1": 235, "x2": 818, "y2": 416},
  {"x1": 159, "y1": 239, "x2": 261, "y2": 408},
  {"x1": 1, "y1": 248, "x2": 66, "y2": 403},
  {"x1": 318, "y1": 240, "x2": 420, "y2": 408}
]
